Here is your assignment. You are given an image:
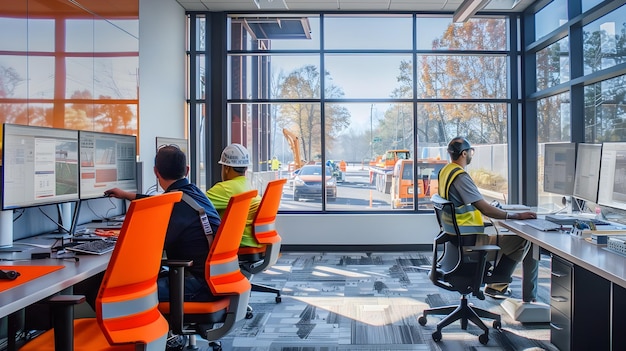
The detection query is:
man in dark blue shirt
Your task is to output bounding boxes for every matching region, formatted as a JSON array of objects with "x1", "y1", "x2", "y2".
[{"x1": 104, "y1": 145, "x2": 221, "y2": 302}]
